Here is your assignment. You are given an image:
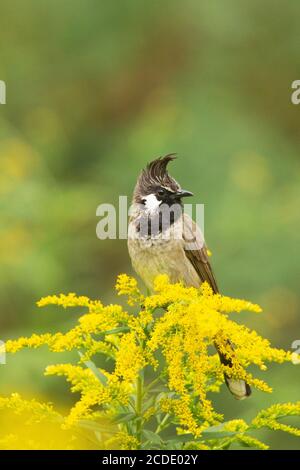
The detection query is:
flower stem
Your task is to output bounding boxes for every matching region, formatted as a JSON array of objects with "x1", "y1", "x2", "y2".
[
  {"x1": 136, "y1": 372, "x2": 144, "y2": 448},
  {"x1": 155, "y1": 413, "x2": 170, "y2": 434}
]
